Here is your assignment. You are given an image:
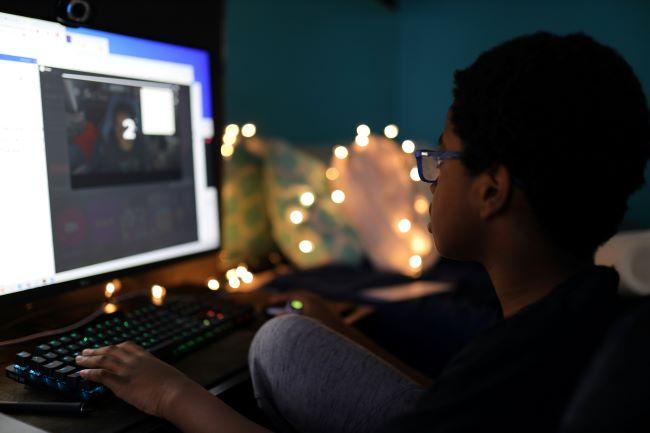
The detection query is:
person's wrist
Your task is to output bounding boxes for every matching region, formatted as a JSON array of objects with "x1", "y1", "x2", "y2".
[{"x1": 158, "y1": 378, "x2": 204, "y2": 421}]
